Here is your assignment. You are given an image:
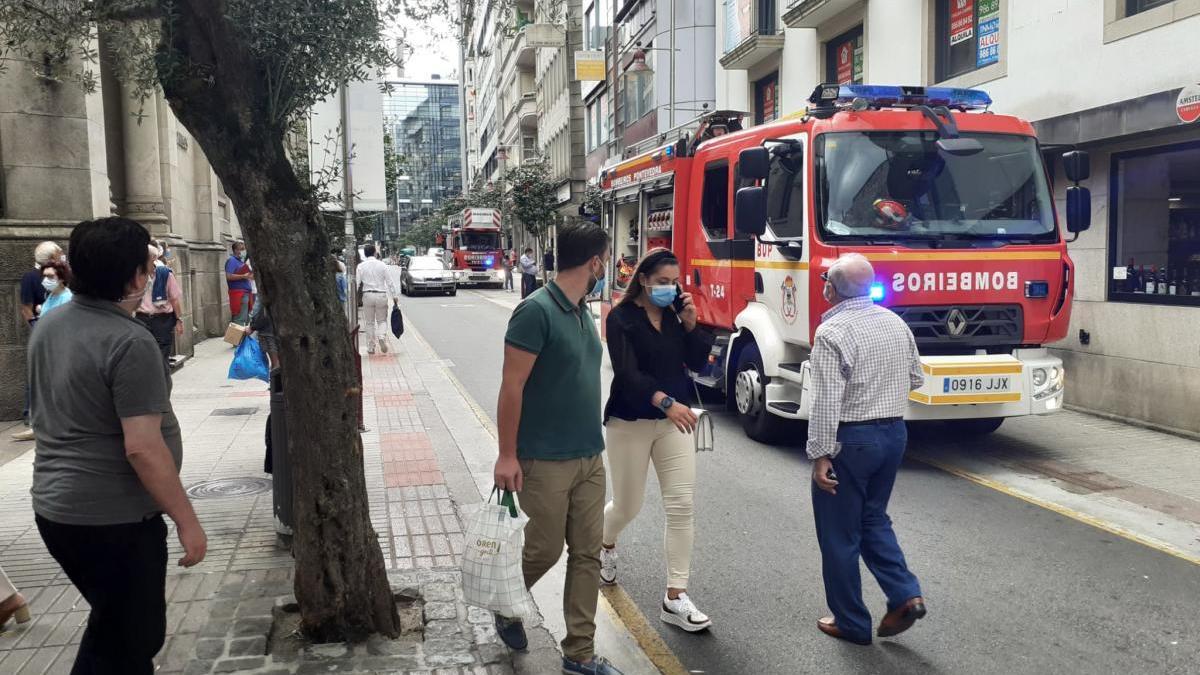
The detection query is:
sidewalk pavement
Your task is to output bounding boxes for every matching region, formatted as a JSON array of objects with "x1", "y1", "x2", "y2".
[{"x1": 0, "y1": 326, "x2": 535, "y2": 674}]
